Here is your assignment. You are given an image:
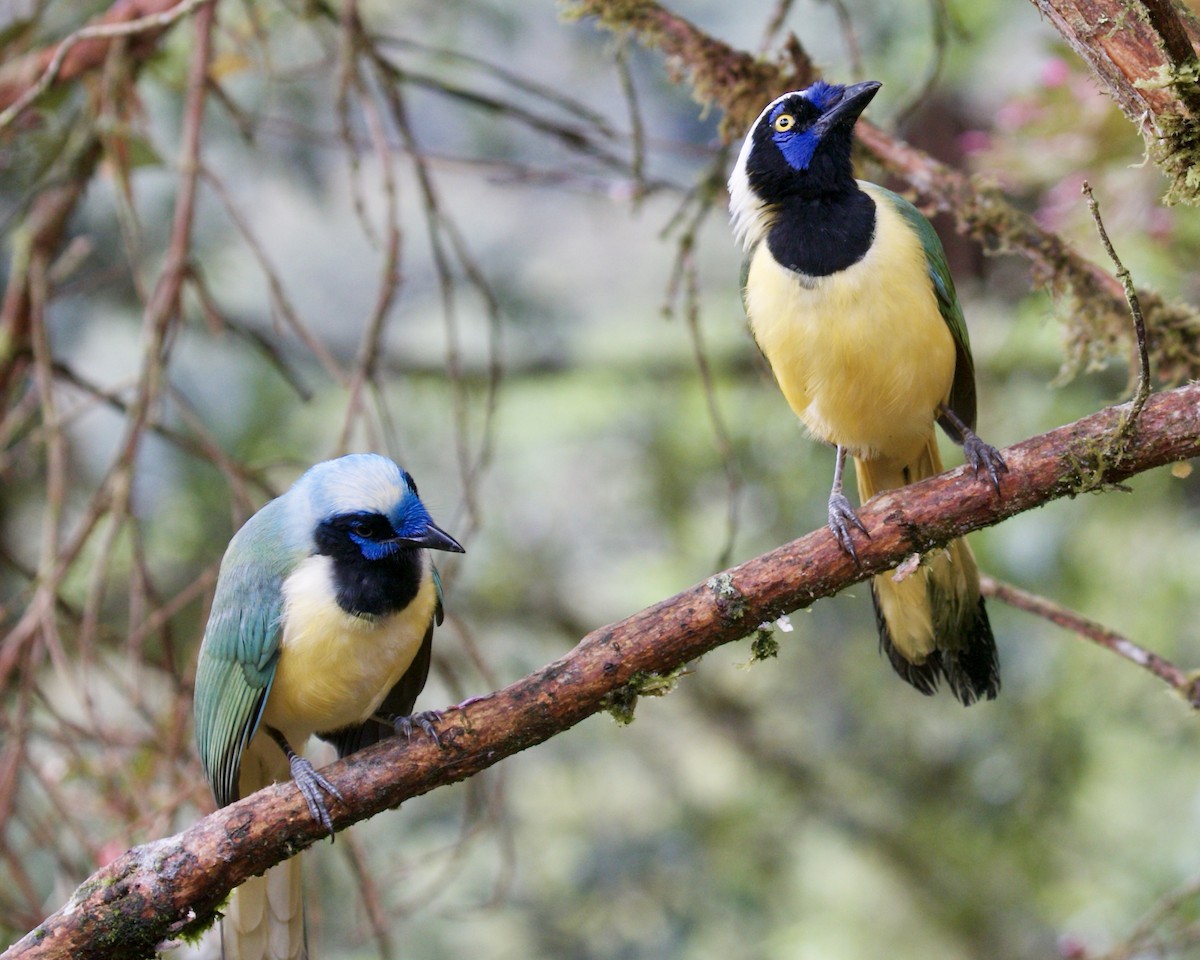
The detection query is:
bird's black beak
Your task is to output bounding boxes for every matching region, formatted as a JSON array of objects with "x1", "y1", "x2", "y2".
[
  {"x1": 811, "y1": 80, "x2": 881, "y2": 139},
  {"x1": 401, "y1": 521, "x2": 465, "y2": 554}
]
